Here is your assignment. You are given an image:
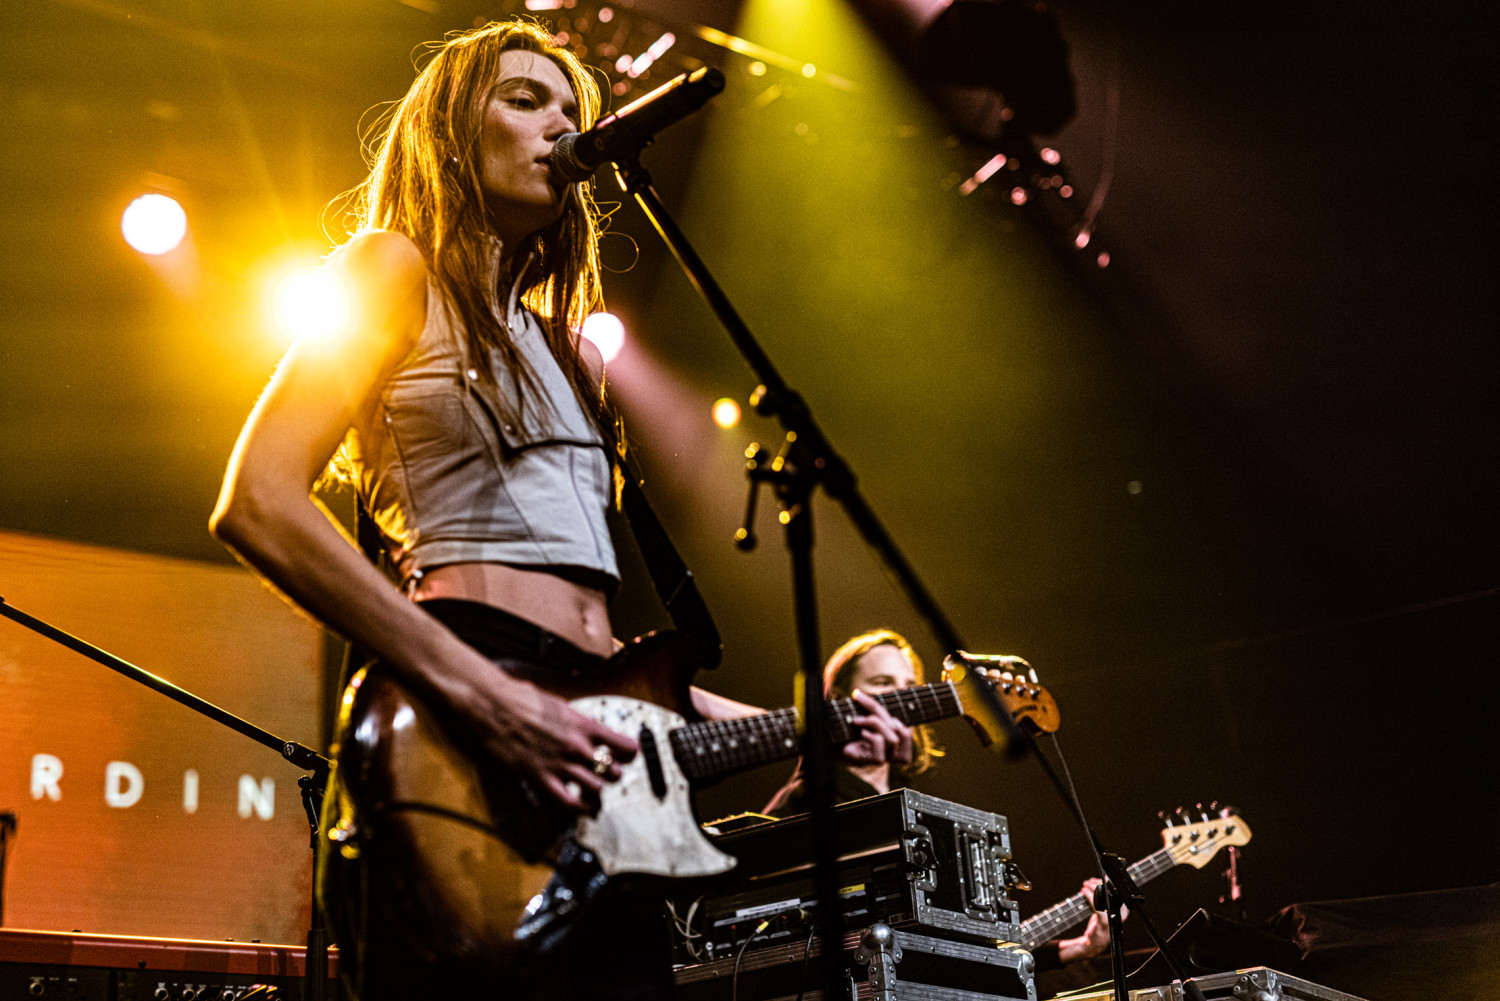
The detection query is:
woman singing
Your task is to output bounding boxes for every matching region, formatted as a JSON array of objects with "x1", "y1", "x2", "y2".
[{"x1": 210, "y1": 20, "x2": 908, "y2": 1000}]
